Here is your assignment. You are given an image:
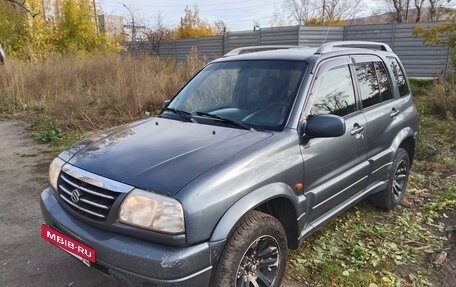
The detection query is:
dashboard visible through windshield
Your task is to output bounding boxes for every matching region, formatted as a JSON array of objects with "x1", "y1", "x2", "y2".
[{"x1": 164, "y1": 60, "x2": 308, "y2": 131}]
